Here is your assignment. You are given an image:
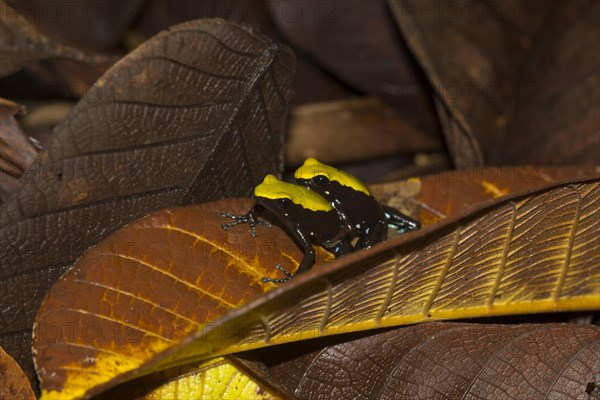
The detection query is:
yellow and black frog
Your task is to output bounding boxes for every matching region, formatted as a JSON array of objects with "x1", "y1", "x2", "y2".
[
  {"x1": 222, "y1": 159, "x2": 420, "y2": 283},
  {"x1": 222, "y1": 174, "x2": 354, "y2": 283}
]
